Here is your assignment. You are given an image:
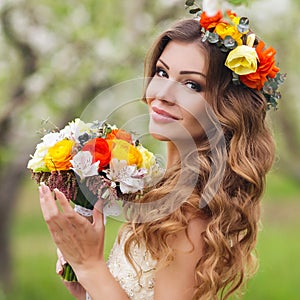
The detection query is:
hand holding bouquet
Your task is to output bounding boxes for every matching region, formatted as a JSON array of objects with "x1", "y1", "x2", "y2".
[{"x1": 27, "y1": 118, "x2": 164, "y2": 281}]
